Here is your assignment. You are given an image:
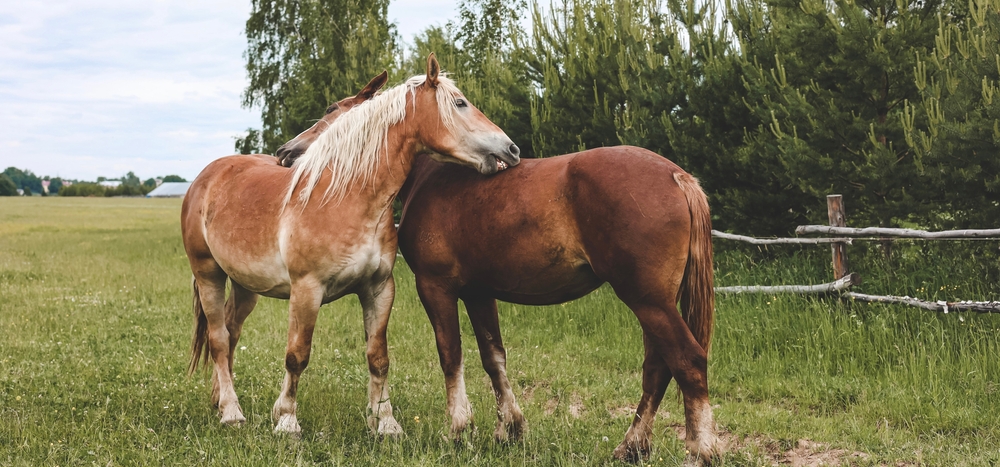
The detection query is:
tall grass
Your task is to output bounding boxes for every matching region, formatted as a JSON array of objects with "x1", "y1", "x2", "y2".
[{"x1": 1, "y1": 198, "x2": 998, "y2": 465}]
